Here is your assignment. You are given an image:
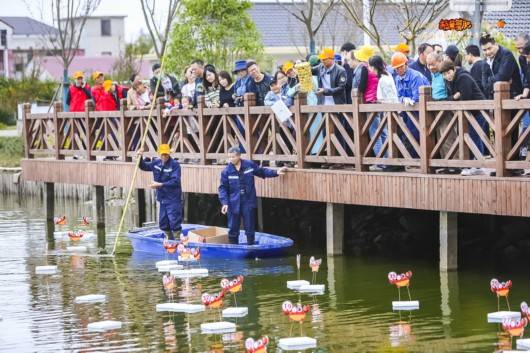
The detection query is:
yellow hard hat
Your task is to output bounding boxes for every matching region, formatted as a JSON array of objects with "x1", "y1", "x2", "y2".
[
  {"x1": 157, "y1": 144, "x2": 171, "y2": 155},
  {"x1": 353, "y1": 45, "x2": 376, "y2": 63},
  {"x1": 103, "y1": 79, "x2": 113, "y2": 92},
  {"x1": 393, "y1": 43, "x2": 410, "y2": 55},
  {"x1": 91, "y1": 71, "x2": 104, "y2": 80},
  {"x1": 72, "y1": 71, "x2": 84, "y2": 79},
  {"x1": 318, "y1": 47, "x2": 335, "y2": 61},
  {"x1": 282, "y1": 61, "x2": 294, "y2": 74}
]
